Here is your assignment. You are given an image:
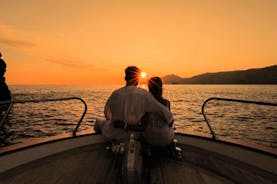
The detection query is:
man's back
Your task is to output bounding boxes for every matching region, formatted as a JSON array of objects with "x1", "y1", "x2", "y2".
[{"x1": 105, "y1": 86, "x2": 172, "y2": 126}]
